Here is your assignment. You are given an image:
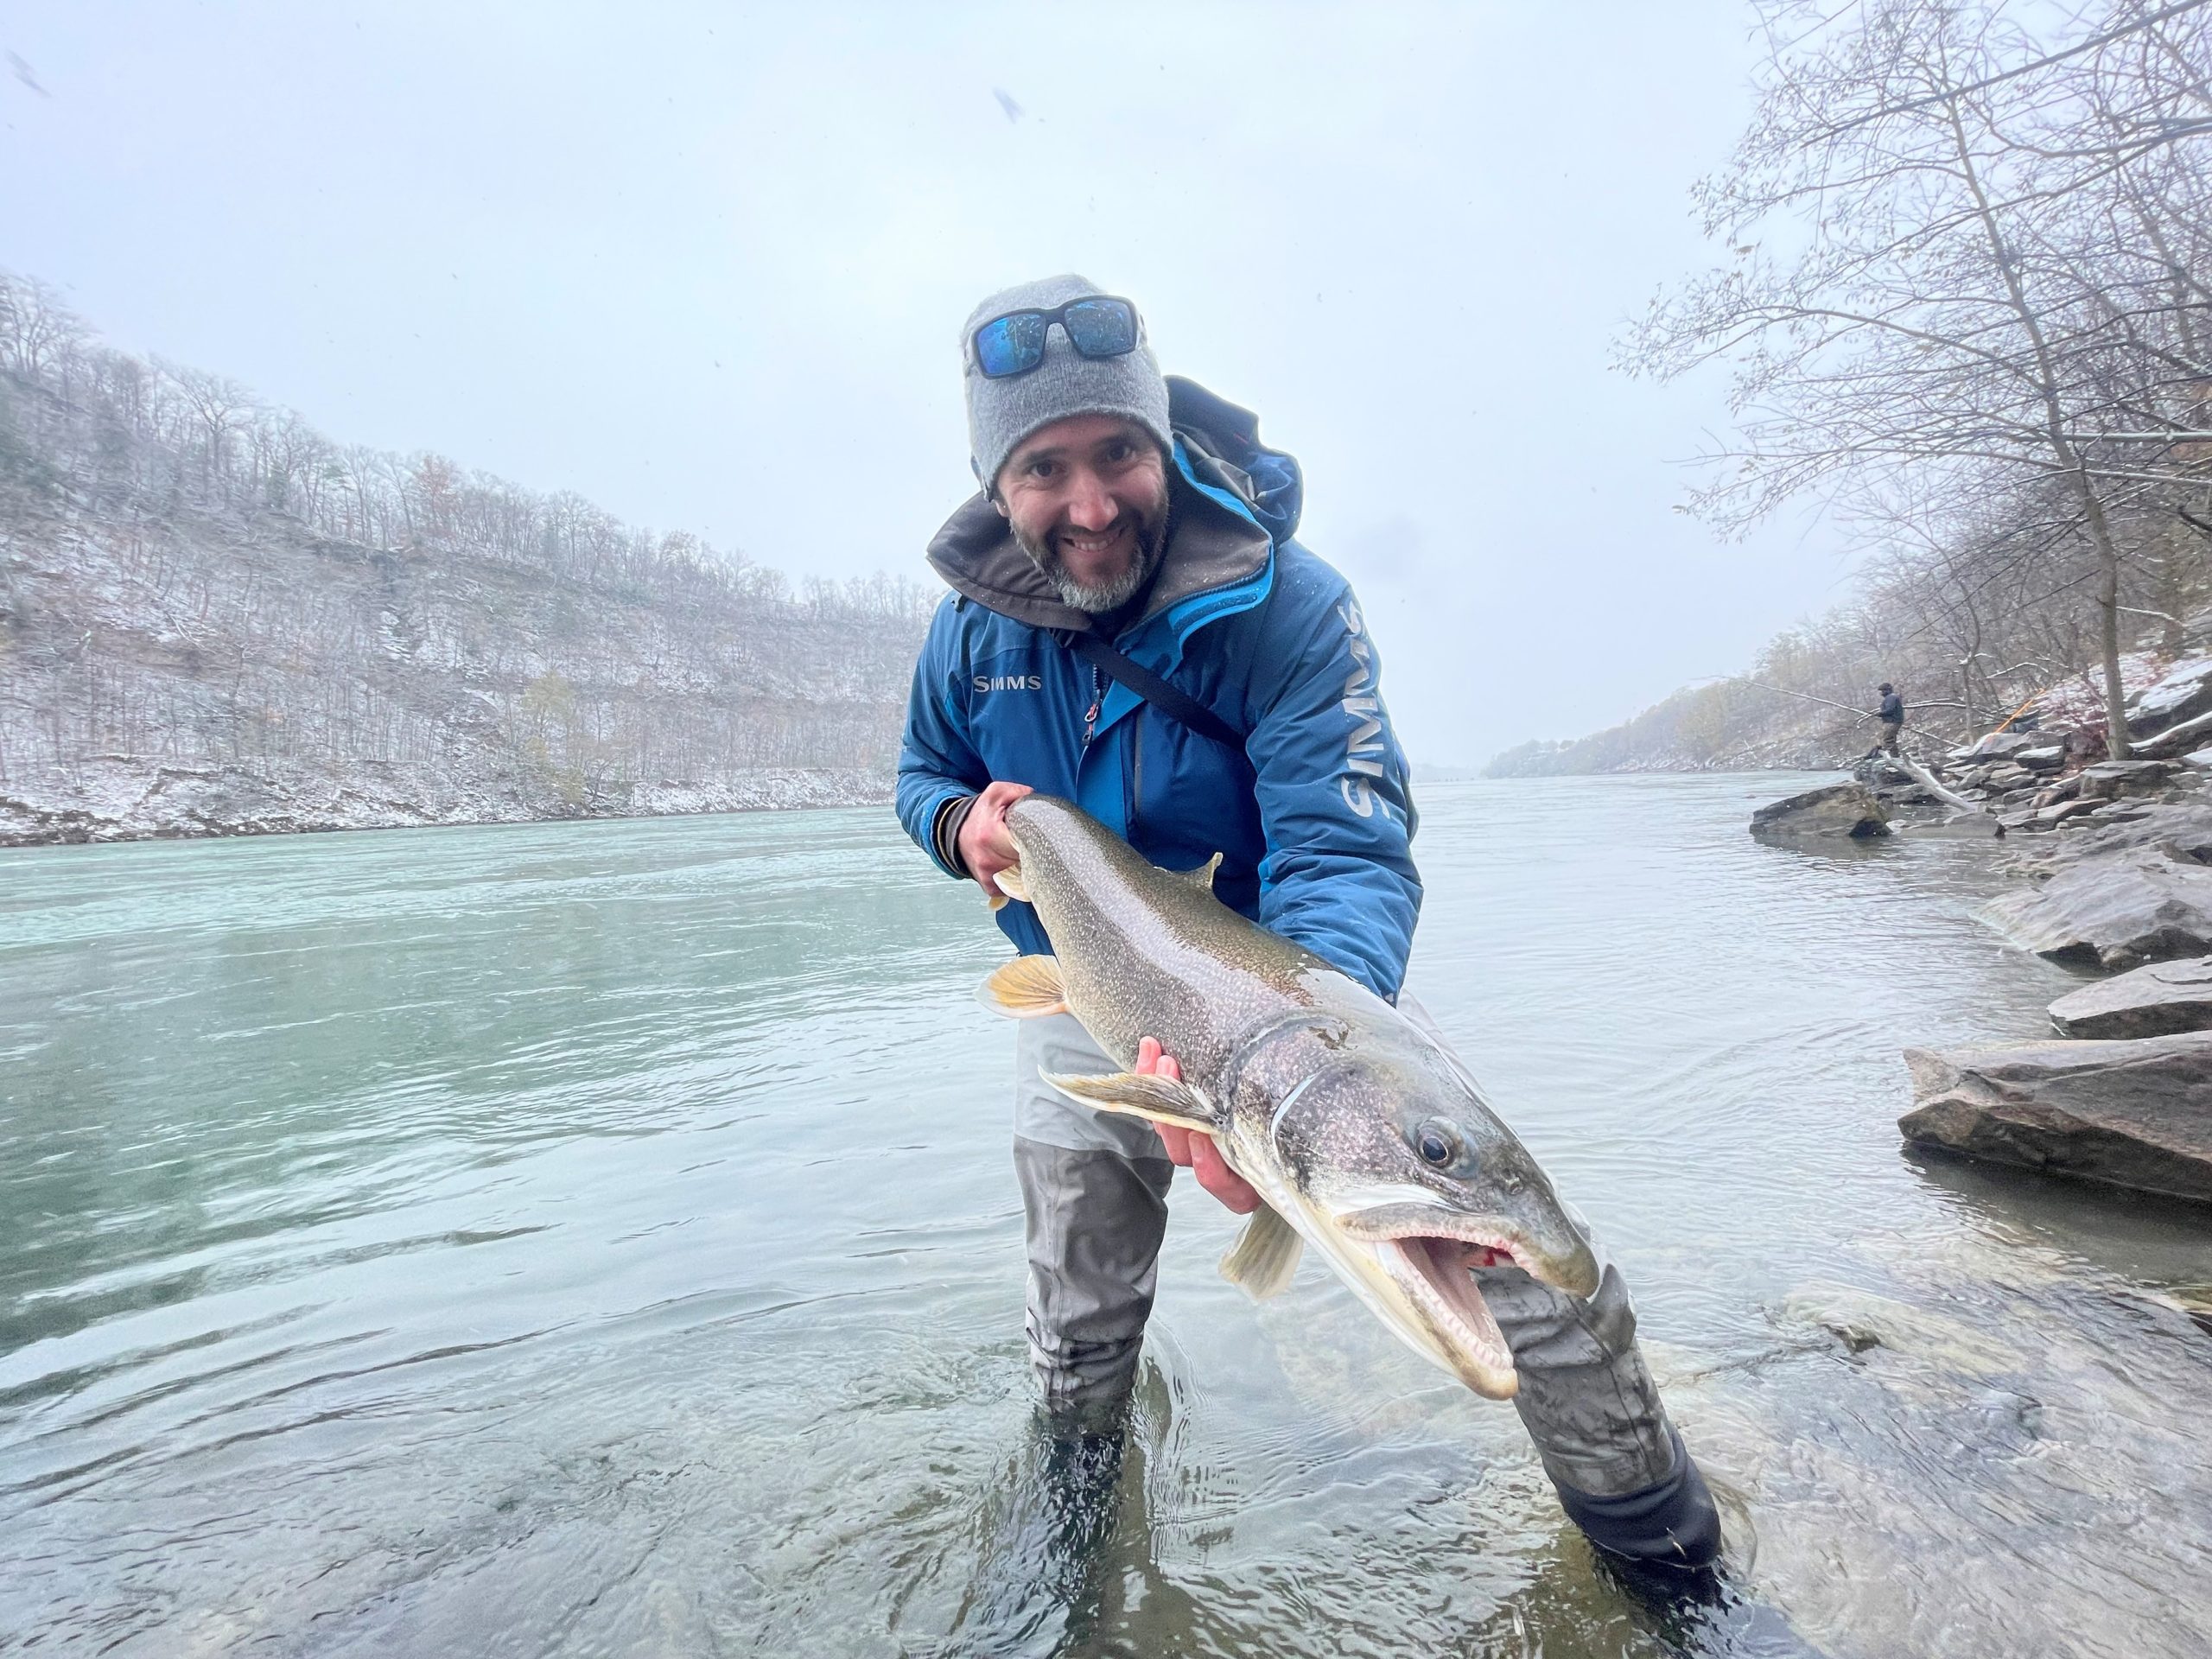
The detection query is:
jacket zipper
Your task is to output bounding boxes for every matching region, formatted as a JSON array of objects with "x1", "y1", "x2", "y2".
[{"x1": 1082, "y1": 663, "x2": 1104, "y2": 747}]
